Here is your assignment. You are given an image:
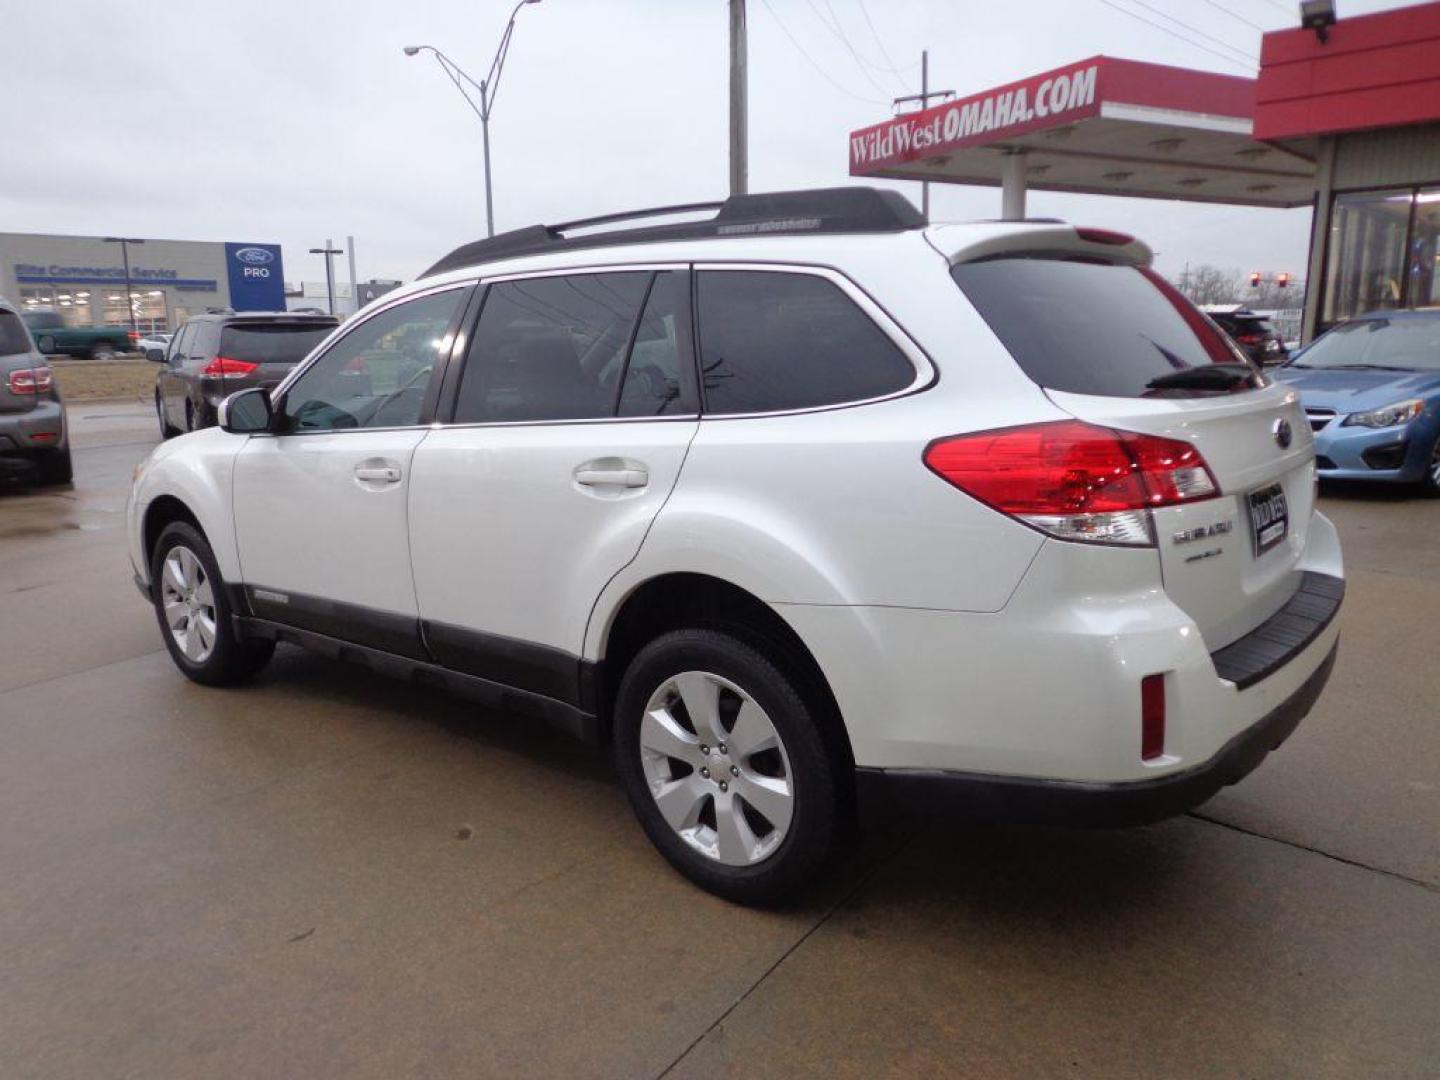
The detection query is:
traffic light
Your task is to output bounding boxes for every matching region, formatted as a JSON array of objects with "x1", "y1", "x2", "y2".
[
  {"x1": 1276, "y1": 271, "x2": 1291, "y2": 288},
  {"x1": 1249, "y1": 271, "x2": 1262, "y2": 288}
]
